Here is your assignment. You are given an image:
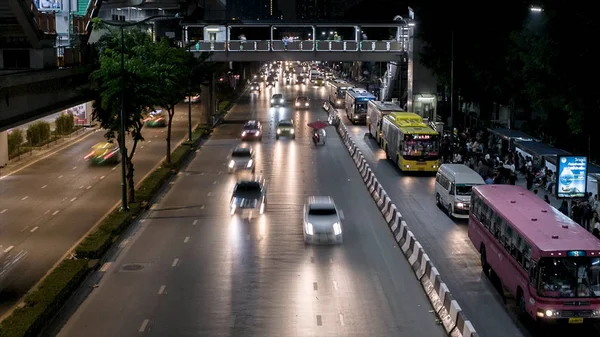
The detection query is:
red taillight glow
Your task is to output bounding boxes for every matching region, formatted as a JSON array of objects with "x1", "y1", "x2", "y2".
[
  {"x1": 155, "y1": 118, "x2": 163, "y2": 122},
  {"x1": 104, "y1": 152, "x2": 114, "y2": 160},
  {"x1": 84, "y1": 152, "x2": 94, "y2": 159}
]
